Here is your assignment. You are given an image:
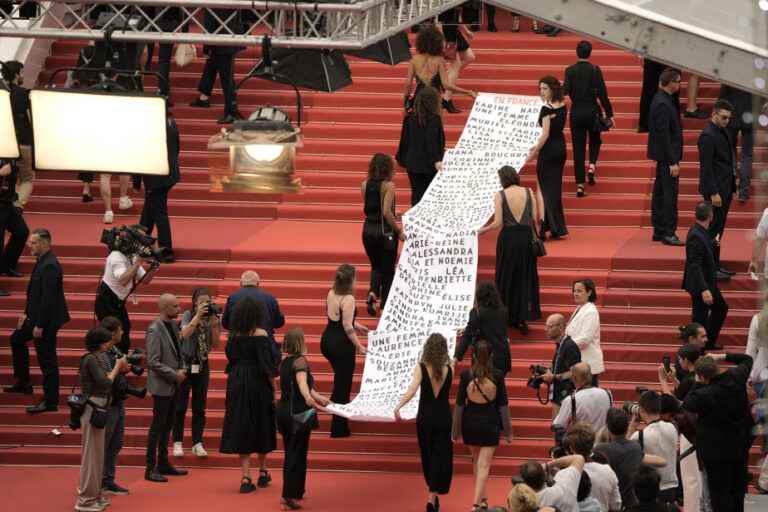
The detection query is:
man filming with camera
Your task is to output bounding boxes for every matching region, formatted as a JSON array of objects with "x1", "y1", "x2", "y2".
[
  {"x1": 95, "y1": 225, "x2": 157, "y2": 353},
  {"x1": 538, "y1": 313, "x2": 581, "y2": 416},
  {"x1": 553, "y1": 363, "x2": 612, "y2": 433}
]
